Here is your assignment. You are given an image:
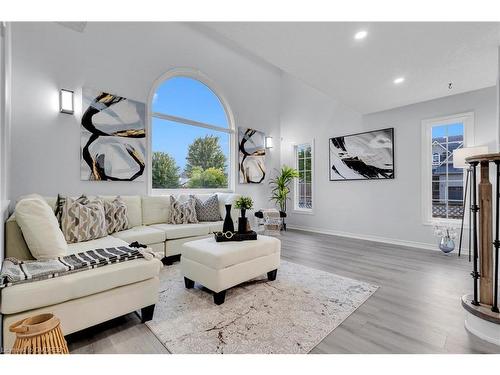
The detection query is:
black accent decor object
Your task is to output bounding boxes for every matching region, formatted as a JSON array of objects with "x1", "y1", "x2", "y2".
[
  {"x1": 267, "y1": 269, "x2": 278, "y2": 281},
  {"x1": 492, "y1": 161, "x2": 500, "y2": 313},
  {"x1": 470, "y1": 161, "x2": 480, "y2": 306},
  {"x1": 214, "y1": 231, "x2": 258, "y2": 242},
  {"x1": 141, "y1": 304, "x2": 155, "y2": 323},
  {"x1": 238, "y1": 208, "x2": 249, "y2": 233},
  {"x1": 161, "y1": 254, "x2": 181, "y2": 266},
  {"x1": 213, "y1": 290, "x2": 226, "y2": 305},
  {"x1": 458, "y1": 166, "x2": 471, "y2": 258},
  {"x1": 129, "y1": 241, "x2": 147, "y2": 249},
  {"x1": 223, "y1": 204, "x2": 235, "y2": 233},
  {"x1": 184, "y1": 277, "x2": 195, "y2": 289}
]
